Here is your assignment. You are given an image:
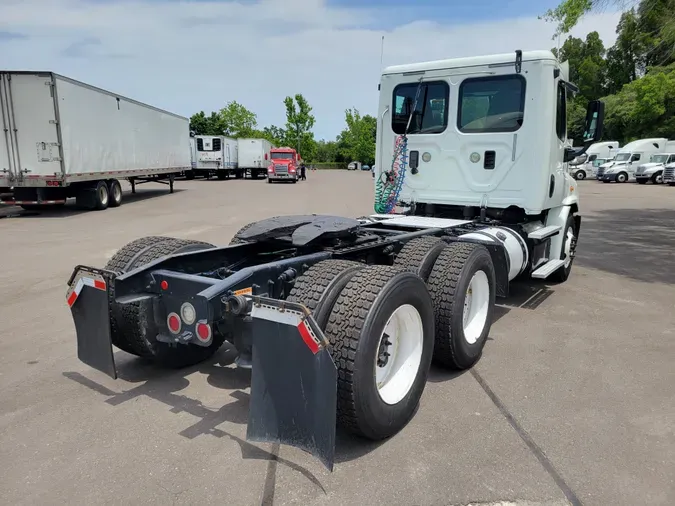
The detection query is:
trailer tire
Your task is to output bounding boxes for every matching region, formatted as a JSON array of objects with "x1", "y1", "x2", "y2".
[
  {"x1": 287, "y1": 259, "x2": 365, "y2": 330},
  {"x1": 426, "y1": 242, "x2": 496, "y2": 370},
  {"x1": 217, "y1": 170, "x2": 228, "y2": 180},
  {"x1": 105, "y1": 236, "x2": 224, "y2": 367},
  {"x1": 324, "y1": 265, "x2": 435, "y2": 440},
  {"x1": 549, "y1": 214, "x2": 577, "y2": 283},
  {"x1": 107, "y1": 179, "x2": 123, "y2": 207},
  {"x1": 393, "y1": 236, "x2": 447, "y2": 281}
]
